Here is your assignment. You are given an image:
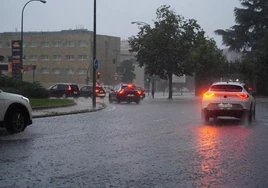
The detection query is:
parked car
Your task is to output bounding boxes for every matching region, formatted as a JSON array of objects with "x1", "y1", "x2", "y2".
[
  {"x1": 79, "y1": 85, "x2": 106, "y2": 98},
  {"x1": 48, "y1": 83, "x2": 79, "y2": 98},
  {"x1": 109, "y1": 83, "x2": 141, "y2": 104},
  {"x1": 201, "y1": 81, "x2": 256, "y2": 123},
  {"x1": 0, "y1": 89, "x2": 32, "y2": 133}
]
